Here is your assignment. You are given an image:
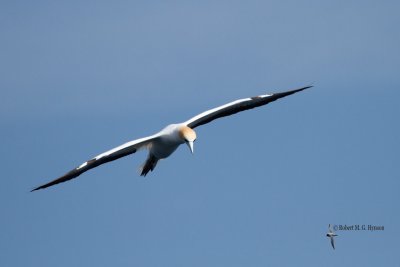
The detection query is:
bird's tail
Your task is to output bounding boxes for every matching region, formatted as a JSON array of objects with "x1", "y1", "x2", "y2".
[{"x1": 140, "y1": 154, "x2": 159, "y2": 177}]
